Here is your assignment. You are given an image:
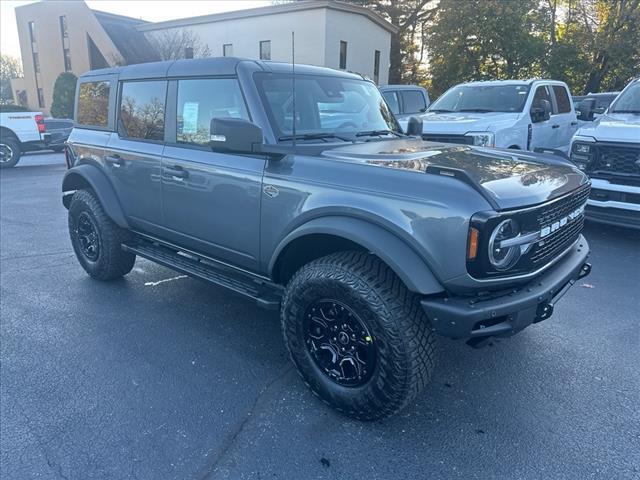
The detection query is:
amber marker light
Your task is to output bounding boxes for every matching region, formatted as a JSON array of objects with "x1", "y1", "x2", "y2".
[{"x1": 467, "y1": 227, "x2": 479, "y2": 260}]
